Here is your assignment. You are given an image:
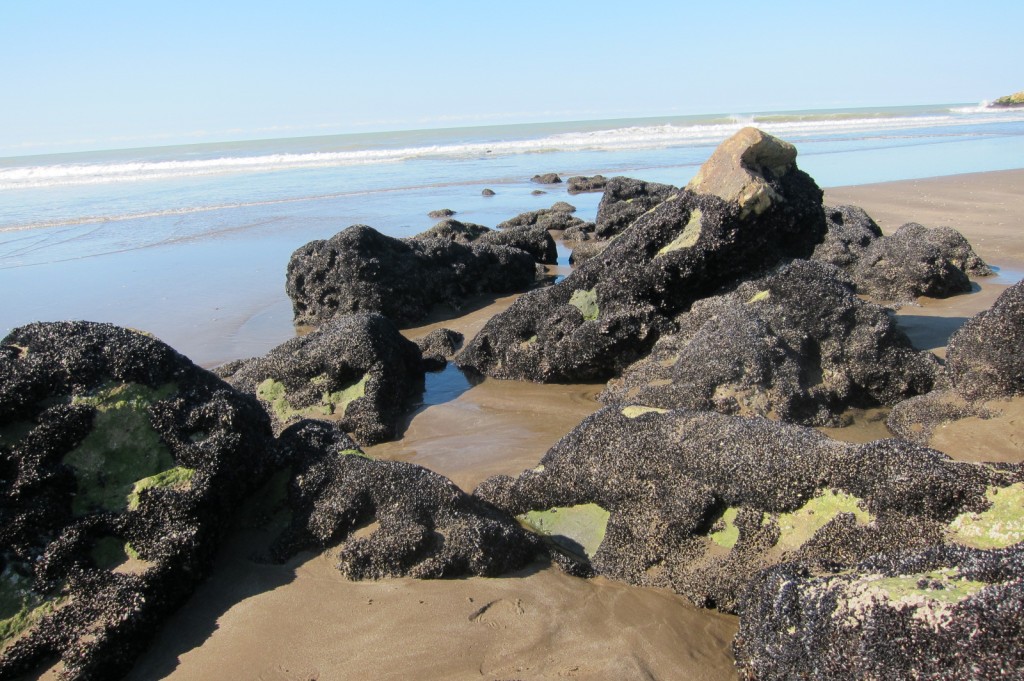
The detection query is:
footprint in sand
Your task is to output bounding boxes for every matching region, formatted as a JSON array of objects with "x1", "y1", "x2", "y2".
[{"x1": 468, "y1": 598, "x2": 526, "y2": 629}]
